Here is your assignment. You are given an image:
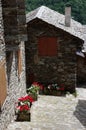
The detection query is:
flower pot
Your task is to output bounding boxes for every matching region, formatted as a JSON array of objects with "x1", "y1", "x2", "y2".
[{"x1": 16, "y1": 112, "x2": 31, "y2": 121}]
